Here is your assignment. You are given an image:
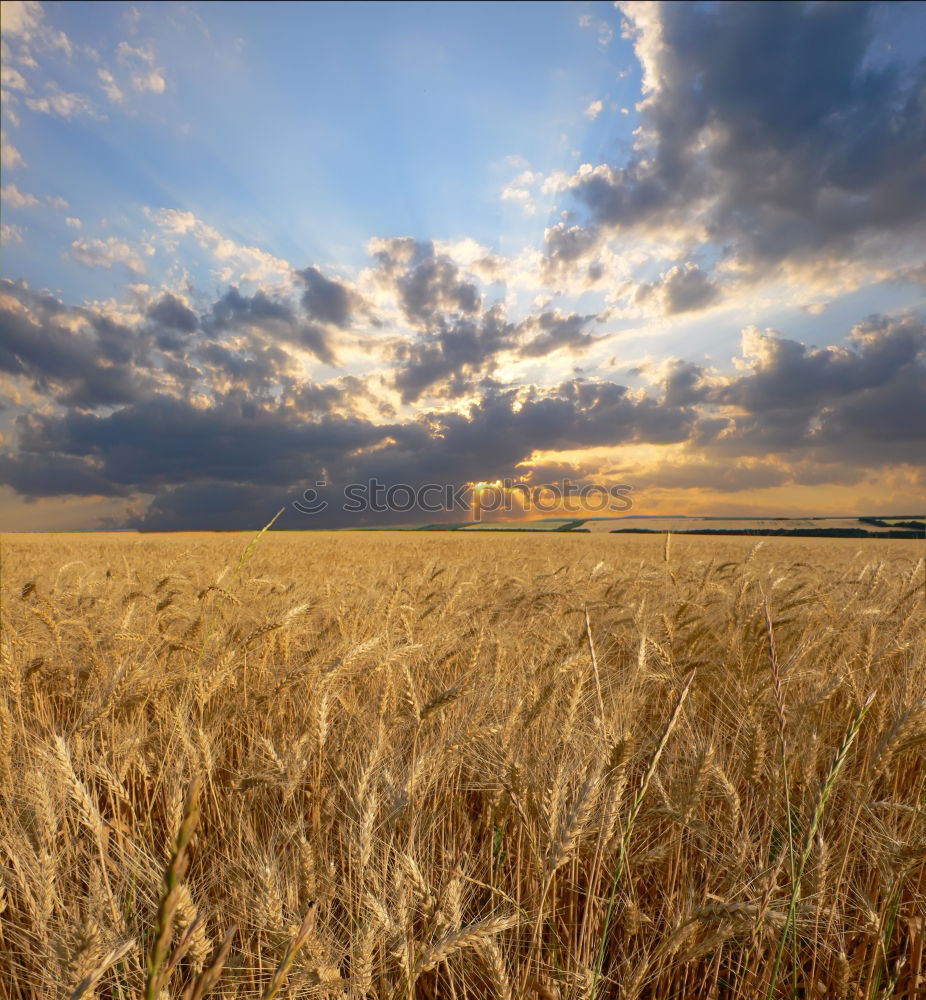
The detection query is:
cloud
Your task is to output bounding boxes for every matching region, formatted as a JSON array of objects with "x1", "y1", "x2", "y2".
[
  {"x1": 1, "y1": 223, "x2": 24, "y2": 244},
  {"x1": 1, "y1": 64, "x2": 30, "y2": 92},
  {"x1": 3, "y1": 256, "x2": 922, "y2": 526},
  {"x1": 26, "y1": 85, "x2": 99, "y2": 119},
  {"x1": 0, "y1": 278, "x2": 155, "y2": 407},
  {"x1": 0, "y1": 1, "x2": 43, "y2": 39},
  {"x1": 518, "y1": 310, "x2": 596, "y2": 358},
  {"x1": 0, "y1": 266, "x2": 708, "y2": 527},
  {"x1": 207, "y1": 284, "x2": 337, "y2": 365},
  {"x1": 703, "y1": 314, "x2": 926, "y2": 468},
  {"x1": 2, "y1": 373, "x2": 697, "y2": 527},
  {"x1": 548, "y1": 2, "x2": 926, "y2": 283},
  {"x1": 541, "y1": 222, "x2": 602, "y2": 281},
  {"x1": 146, "y1": 292, "x2": 198, "y2": 334},
  {"x1": 0, "y1": 129, "x2": 25, "y2": 168},
  {"x1": 132, "y1": 68, "x2": 166, "y2": 94},
  {"x1": 371, "y1": 238, "x2": 481, "y2": 328},
  {"x1": 97, "y1": 67, "x2": 124, "y2": 104},
  {"x1": 578, "y1": 13, "x2": 614, "y2": 48},
  {"x1": 660, "y1": 360, "x2": 710, "y2": 408},
  {"x1": 0, "y1": 276, "x2": 340, "y2": 418},
  {"x1": 432, "y1": 238, "x2": 508, "y2": 282},
  {"x1": 8, "y1": 394, "x2": 398, "y2": 499},
  {"x1": 370, "y1": 240, "x2": 608, "y2": 402},
  {"x1": 500, "y1": 170, "x2": 539, "y2": 215},
  {"x1": 1, "y1": 183, "x2": 39, "y2": 209},
  {"x1": 634, "y1": 262, "x2": 720, "y2": 315},
  {"x1": 115, "y1": 39, "x2": 167, "y2": 94},
  {"x1": 632, "y1": 458, "x2": 791, "y2": 494},
  {"x1": 1, "y1": 184, "x2": 70, "y2": 217},
  {"x1": 391, "y1": 305, "x2": 514, "y2": 402},
  {"x1": 297, "y1": 266, "x2": 358, "y2": 328},
  {"x1": 1, "y1": 1, "x2": 72, "y2": 59},
  {"x1": 151, "y1": 208, "x2": 293, "y2": 285},
  {"x1": 70, "y1": 236, "x2": 155, "y2": 274},
  {"x1": 0, "y1": 450, "x2": 132, "y2": 499},
  {"x1": 584, "y1": 99, "x2": 604, "y2": 120},
  {"x1": 719, "y1": 317, "x2": 924, "y2": 415}
]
